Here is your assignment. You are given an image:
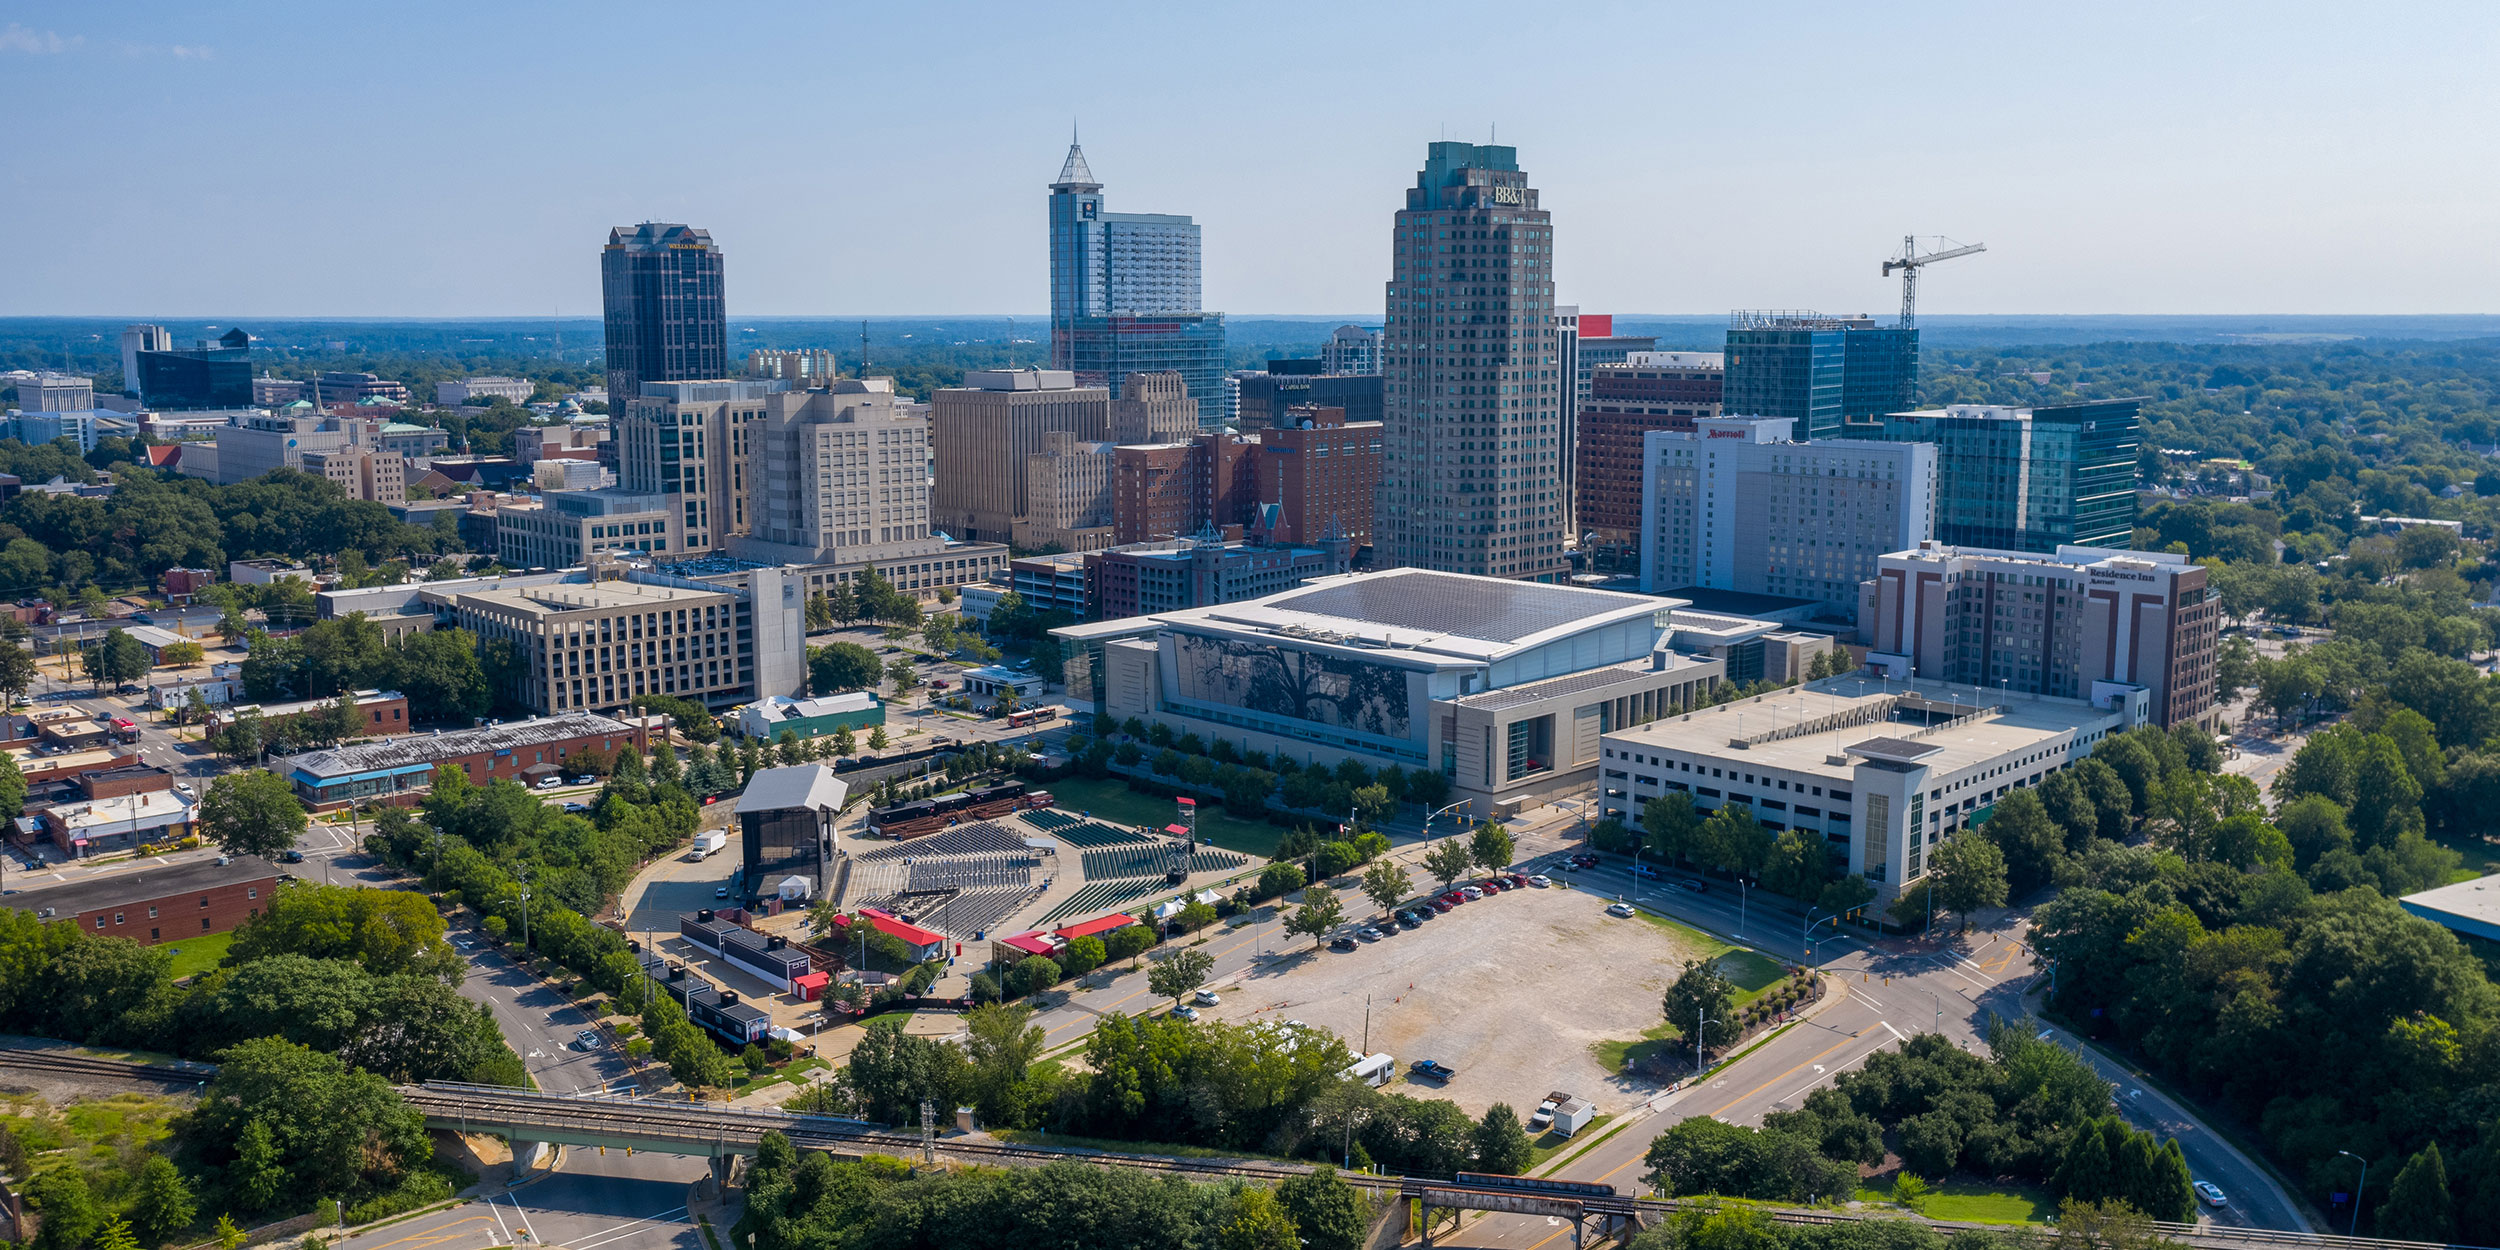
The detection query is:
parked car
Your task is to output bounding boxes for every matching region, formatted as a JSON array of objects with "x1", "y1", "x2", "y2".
[
  {"x1": 576, "y1": 1029, "x2": 604, "y2": 1051},
  {"x1": 1329, "y1": 936, "x2": 1359, "y2": 952},
  {"x1": 1357, "y1": 926, "x2": 1386, "y2": 941},
  {"x1": 1526, "y1": 874, "x2": 1552, "y2": 888},
  {"x1": 1505, "y1": 873, "x2": 1529, "y2": 889},
  {"x1": 715, "y1": 885, "x2": 731, "y2": 898},
  {"x1": 1676, "y1": 878, "x2": 1709, "y2": 893},
  {"x1": 1630, "y1": 864, "x2": 1660, "y2": 878},
  {"x1": 1193, "y1": 989, "x2": 1221, "y2": 1006},
  {"x1": 1479, "y1": 878, "x2": 1506, "y2": 893},
  {"x1": 1409, "y1": 1059, "x2": 1458, "y2": 1081},
  {"x1": 1171, "y1": 1005, "x2": 1200, "y2": 1022},
  {"x1": 535, "y1": 775, "x2": 563, "y2": 789},
  {"x1": 279, "y1": 850, "x2": 305, "y2": 863},
  {"x1": 1529, "y1": 1099, "x2": 1558, "y2": 1131},
  {"x1": 1460, "y1": 886, "x2": 1484, "y2": 900},
  {"x1": 1606, "y1": 902, "x2": 1639, "y2": 918},
  {"x1": 1429, "y1": 898, "x2": 1454, "y2": 913},
  {"x1": 2194, "y1": 1181, "x2": 2227, "y2": 1208},
  {"x1": 1396, "y1": 912, "x2": 1423, "y2": 928}
]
